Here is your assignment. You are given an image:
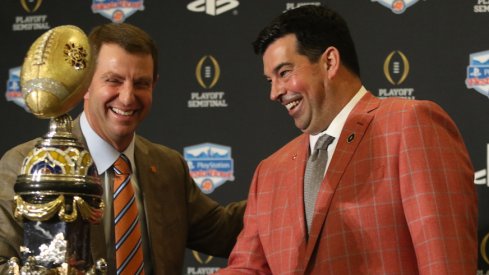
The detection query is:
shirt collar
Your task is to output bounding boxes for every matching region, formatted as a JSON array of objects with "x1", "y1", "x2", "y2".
[
  {"x1": 80, "y1": 112, "x2": 136, "y2": 175},
  {"x1": 309, "y1": 86, "x2": 367, "y2": 150}
]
